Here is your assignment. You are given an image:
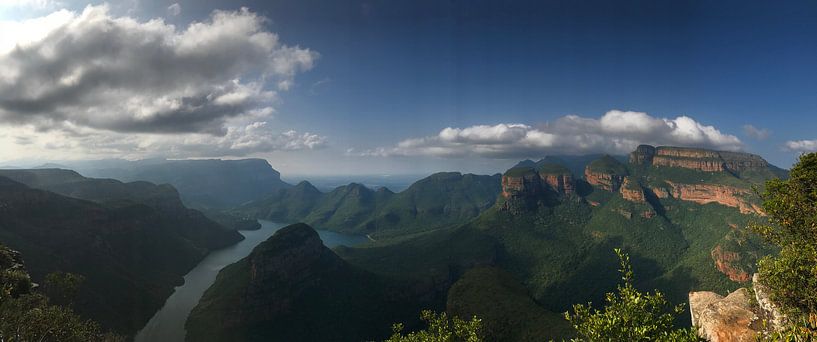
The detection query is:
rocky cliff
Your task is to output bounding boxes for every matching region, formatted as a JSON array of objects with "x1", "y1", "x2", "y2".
[
  {"x1": 536, "y1": 164, "x2": 575, "y2": 195},
  {"x1": 689, "y1": 274, "x2": 786, "y2": 341},
  {"x1": 584, "y1": 155, "x2": 627, "y2": 191},
  {"x1": 664, "y1": 181, "x2": 764, "y2": 215},
  {"x1": 711, "y1": 244, "x2": 751, "y2": 282},
  {"x1": 619, "y1": 176, "x2": 646, "y2": 203},
  {"x1": 501, "y1": 167, "x2": 544, "y2": 199},
  {"x1": 628, "y1": 145, "x2": 770, "y2": 174}
]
